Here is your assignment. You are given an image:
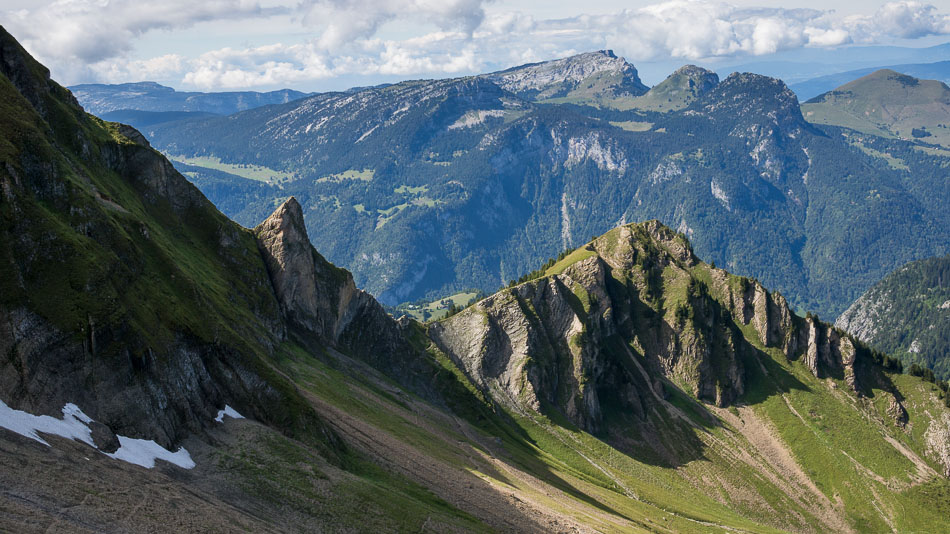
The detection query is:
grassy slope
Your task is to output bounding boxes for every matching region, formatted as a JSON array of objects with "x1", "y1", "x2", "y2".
[{"x1": 278, "y1": 305, "x2": 950, "y2": 532}]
